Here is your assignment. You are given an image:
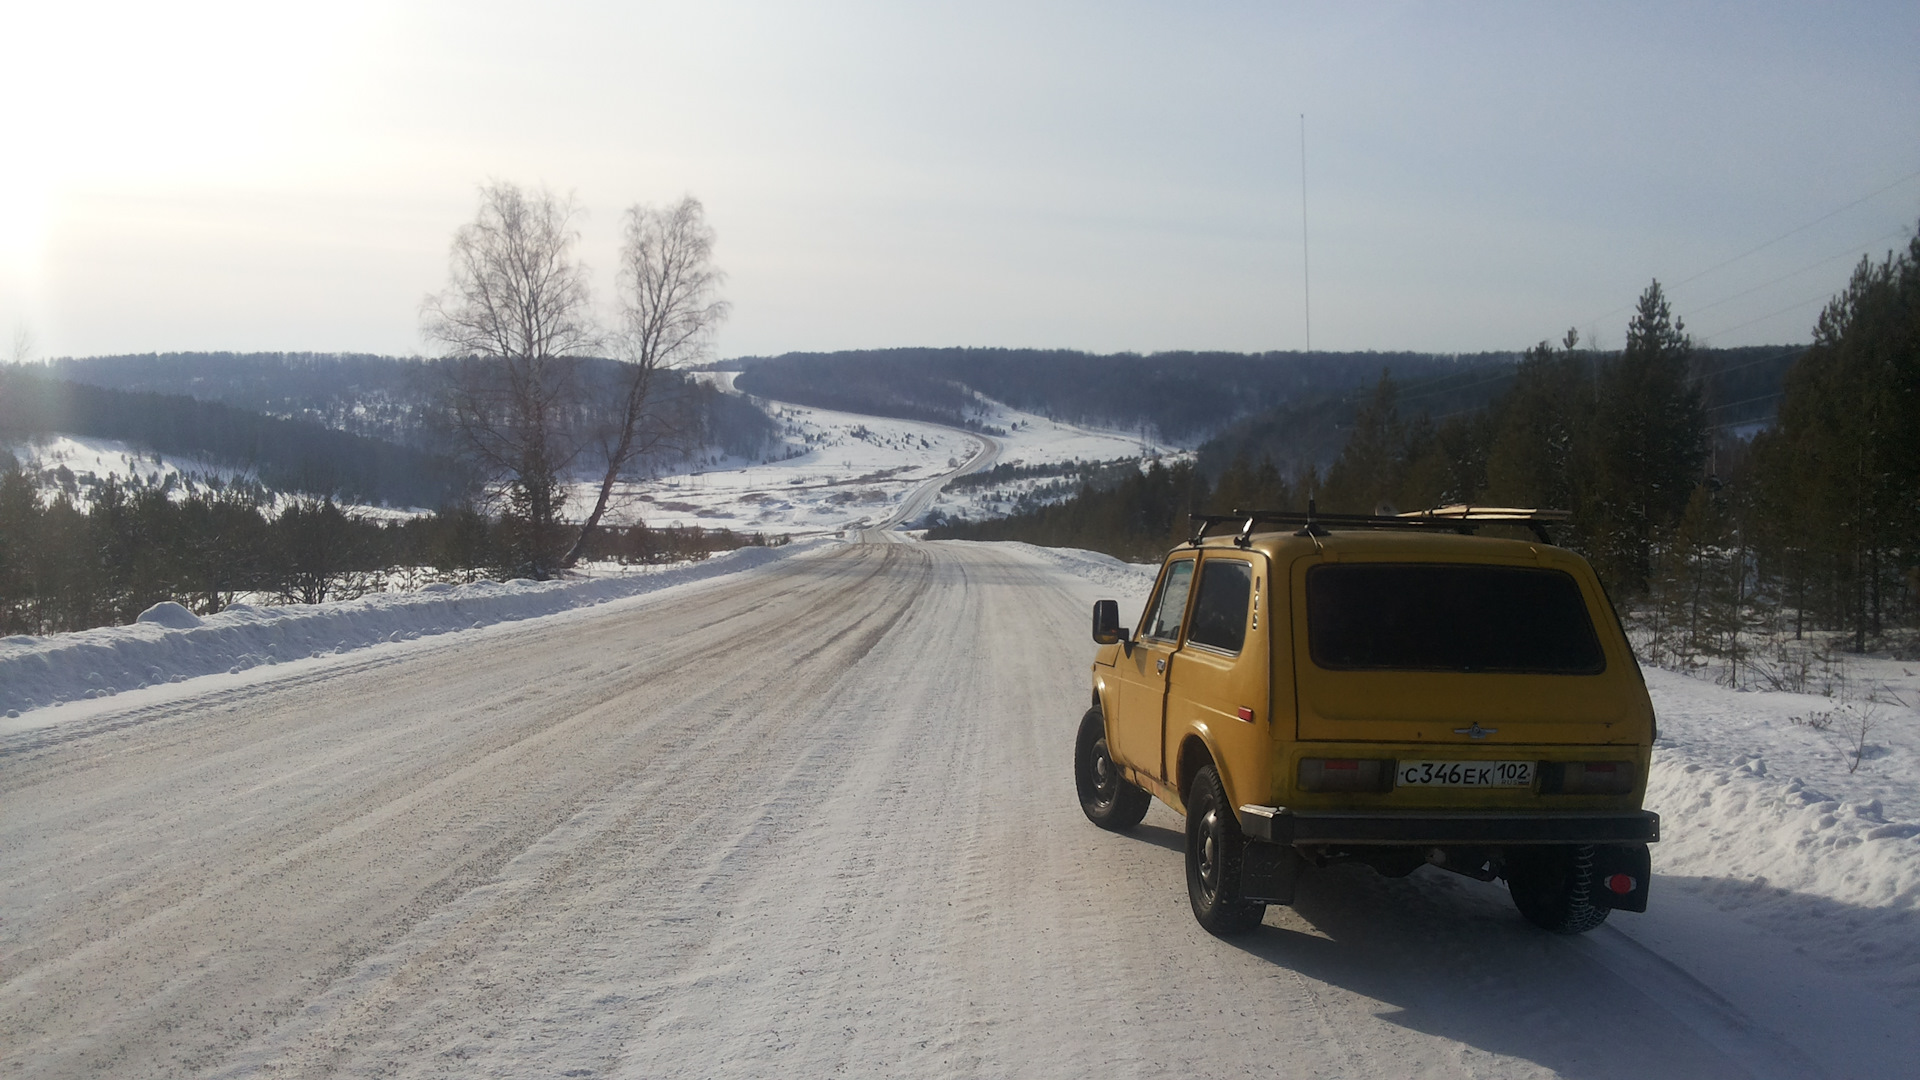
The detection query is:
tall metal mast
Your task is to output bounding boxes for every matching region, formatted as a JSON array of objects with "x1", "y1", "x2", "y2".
[{"x1": 1300, "y1": 113, "x2": 1312, "y2": 353}]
